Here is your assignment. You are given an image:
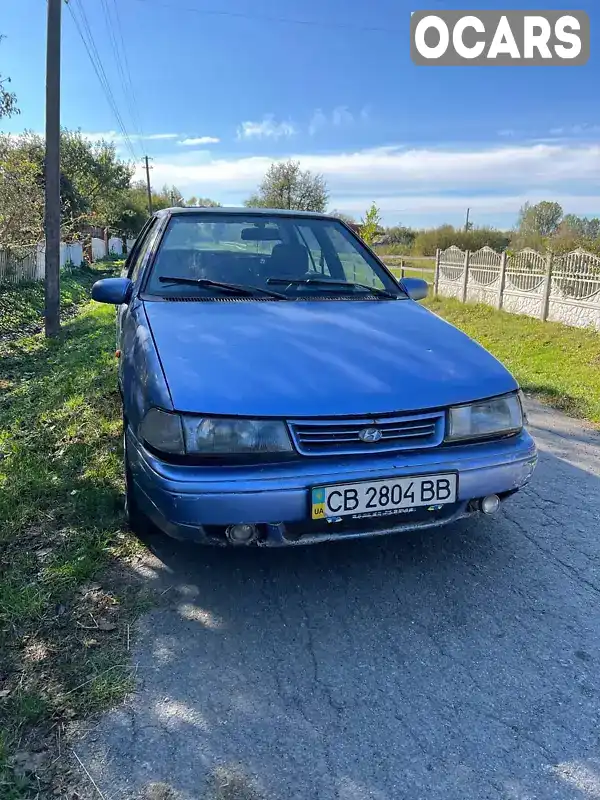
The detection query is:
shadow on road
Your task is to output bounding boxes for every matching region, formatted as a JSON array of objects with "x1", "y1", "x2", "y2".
[{"x1": 77, "y1": 403, "x2": 600, "y2": 800}]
